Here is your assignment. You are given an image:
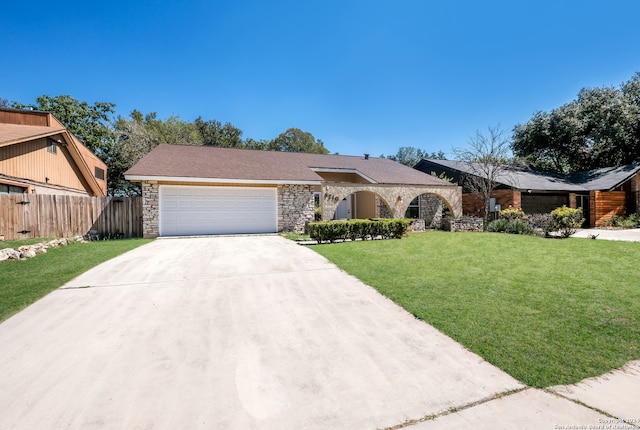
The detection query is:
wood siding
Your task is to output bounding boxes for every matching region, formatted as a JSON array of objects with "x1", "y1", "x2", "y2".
[
  {"x1": 0, "y1": 110, "x2": 49, "y2": 126},
  {"x1": 462, "y1": 189, "x2": 519, "y2": 216},
  {"x1": 591, "y1": 191, "x2": 626, "y2": 227},
  {"x1": 0, "y1": 194, "x2": 142, "y2": 240},
  {"x1": 0, "y1": 137, "x2": 91, "y2": 192},
  {"x1": 74, "y1": 139, "x2": 108, "y2": 195}
]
